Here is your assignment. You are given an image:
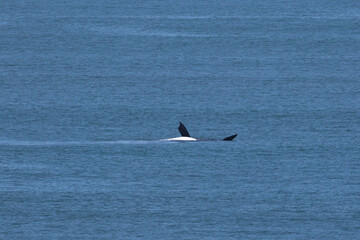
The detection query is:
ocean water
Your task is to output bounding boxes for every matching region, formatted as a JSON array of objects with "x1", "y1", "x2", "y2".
[{"x1": 1, "y1": 0, "x2": 359, "y2": 239}]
